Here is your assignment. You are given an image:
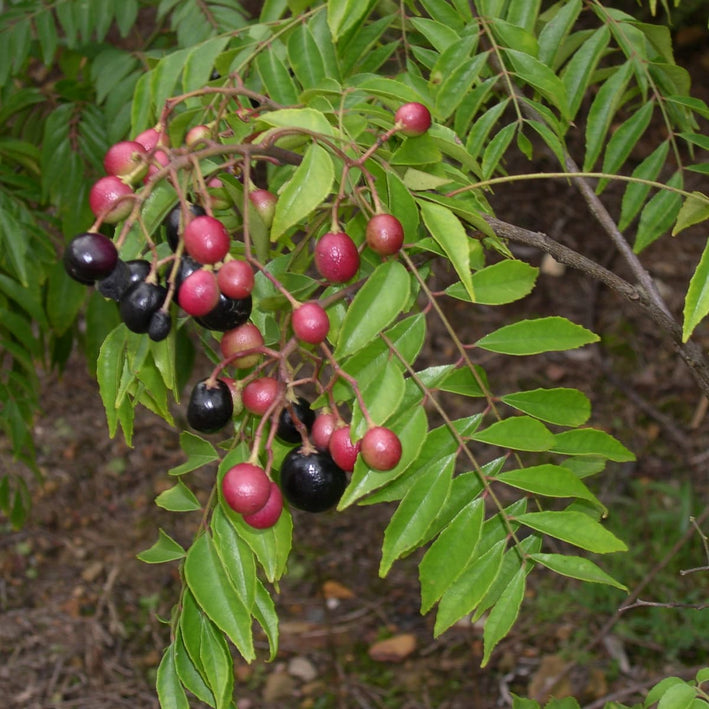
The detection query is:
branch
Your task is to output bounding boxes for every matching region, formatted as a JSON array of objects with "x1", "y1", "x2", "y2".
[{"x1": 485, "y1": 215, "x2": 709, "y2": 398}]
